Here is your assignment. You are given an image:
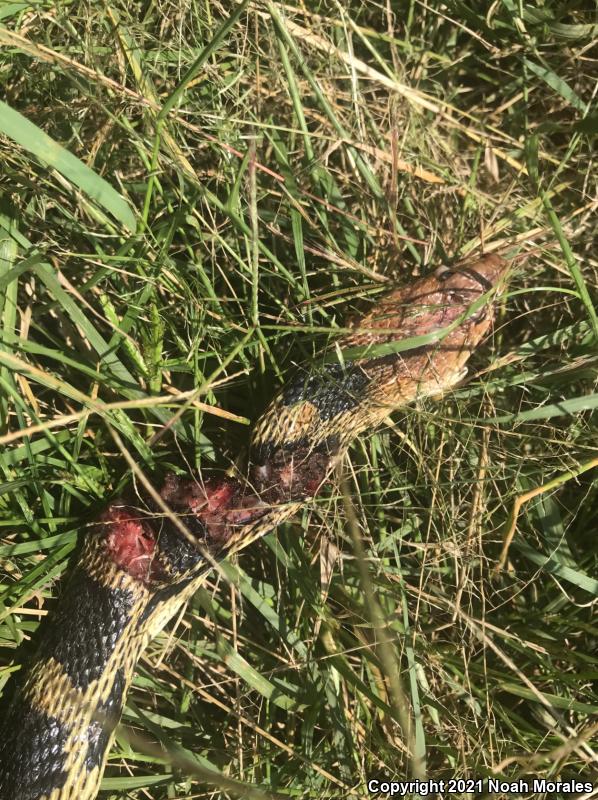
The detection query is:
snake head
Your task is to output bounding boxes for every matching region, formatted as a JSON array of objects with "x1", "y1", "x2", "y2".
[
  {"x1": 346, "y1": 253, "x2": 508, "y2": 347},
  {"x1": 343, "y1": 252, "x2": 510, "y2": 403}
]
